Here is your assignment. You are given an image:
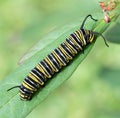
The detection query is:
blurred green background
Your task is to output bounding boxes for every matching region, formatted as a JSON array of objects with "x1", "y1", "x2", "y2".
[{"x1": 0, "y1": 0, "x2": 120, "y2": 118}]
